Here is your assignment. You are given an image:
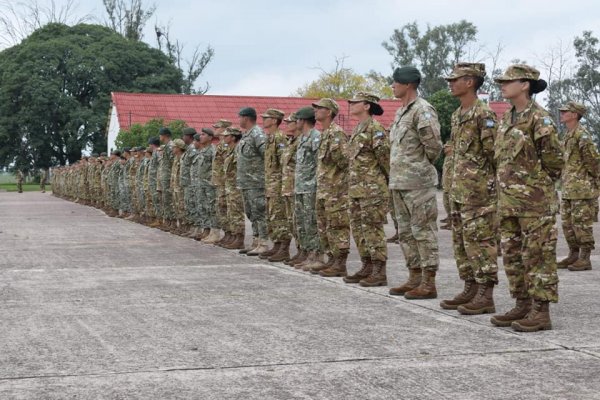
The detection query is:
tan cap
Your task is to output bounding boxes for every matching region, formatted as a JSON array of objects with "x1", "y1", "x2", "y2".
[
  {"x1": 559, "y1": 101, "x2": 587, "y2": 116},
  {"x1": 173, "y1": 138, "x2": 186, "y2": 150},
  {"x1": 212, "y1": 119, "x2": 232, "y2": 129},
  {"x1": 348, "y1": 91, "x2": 383, "y2": 116},
  {"x1": 312, "y1": 98, "x2": 339, "y2": 114},
  {"x1": 222, "y1": 127, "x2": 243, "y2": 136},
  {"x1": 260, "y1": 108, "x2": 285, "y2": 119},
  {"x1": 494, "y1": 64, "x2": 540, "y2": 82},
  {"x1": 283, "y1": 112, "x2": 297, "y2": 123},
  {"x1": 445, "y1": 62, "x2": 486, "y2": 80}
]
